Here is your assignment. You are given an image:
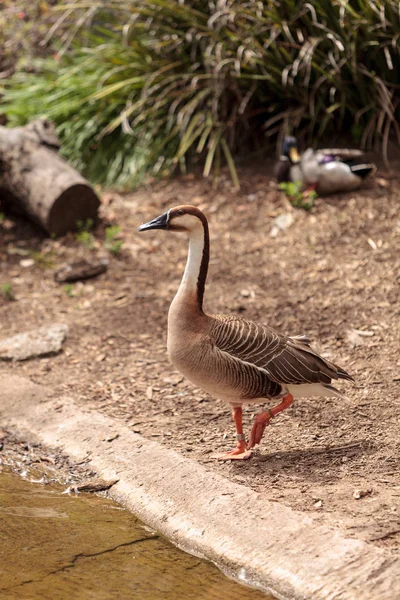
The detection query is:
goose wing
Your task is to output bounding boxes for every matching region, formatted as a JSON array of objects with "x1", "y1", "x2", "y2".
[{"x1": 211, "y1": 315, "x2": 353, "y2": 386}]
